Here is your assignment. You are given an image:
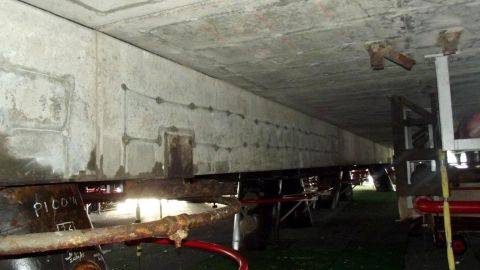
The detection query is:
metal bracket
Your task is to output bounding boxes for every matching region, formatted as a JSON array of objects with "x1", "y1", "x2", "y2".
[
  {"x1": 437, "y1": 28, "x2": 463, "y2": 55},
  {"x1": 365, "y1": 41, "x2": 416, "y2": 70}
]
